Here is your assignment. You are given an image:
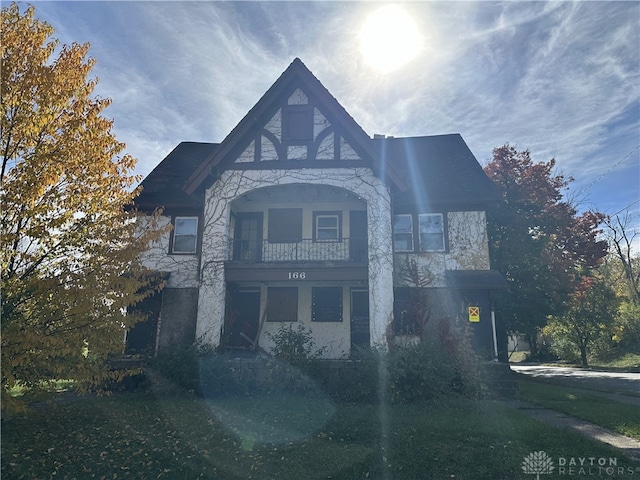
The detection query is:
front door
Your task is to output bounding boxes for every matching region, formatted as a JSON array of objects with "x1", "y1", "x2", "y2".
[
  {"x1": 225, "y1": 288, "x2": 261, "y2": 347},
  {"x1": 350, "y1": 289, "x2": 370, "y2": 350},
  {"x1": 233, "y1": 212, "x2": 263, "y2": 261}
]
